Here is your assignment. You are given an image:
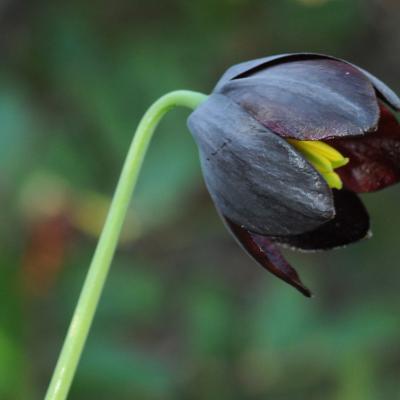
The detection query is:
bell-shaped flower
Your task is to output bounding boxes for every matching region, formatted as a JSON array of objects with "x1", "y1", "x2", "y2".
[{"x1": 188, "y1": 53, "x2": 400, "y2": 296}]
